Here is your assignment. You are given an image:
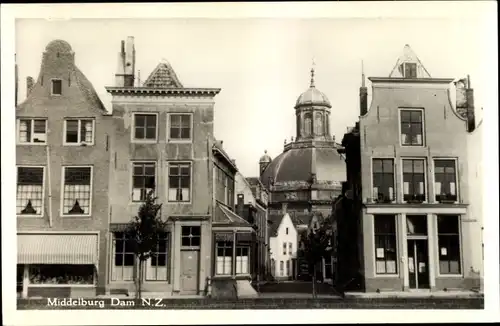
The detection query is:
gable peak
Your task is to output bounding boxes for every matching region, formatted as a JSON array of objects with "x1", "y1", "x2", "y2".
[
  {"x1": 143, "y1": 60, "x2": 183, "y2": 88},
  {"x1": 389, "y1": 44, "x2": 432, "y2": 79}
]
